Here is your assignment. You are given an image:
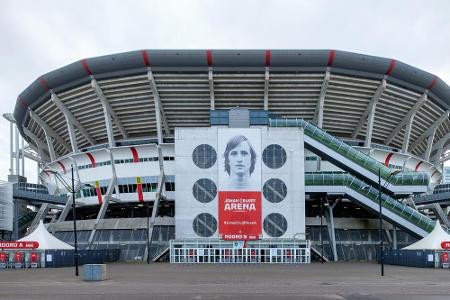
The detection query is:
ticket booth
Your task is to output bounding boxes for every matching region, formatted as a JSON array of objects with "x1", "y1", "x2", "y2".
[
  {"x1": 30, "y1": 252, "x2": 40, "y2": 268},
  {"x1": 441, "y1": 252, "x2": 449, "y2": 268},
  {"x1": 14, "y1": 252, "x2": 24, "y2": 269},
  {"x1": 0, "y1": 252, "x2": 7, "y2": 269}
]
